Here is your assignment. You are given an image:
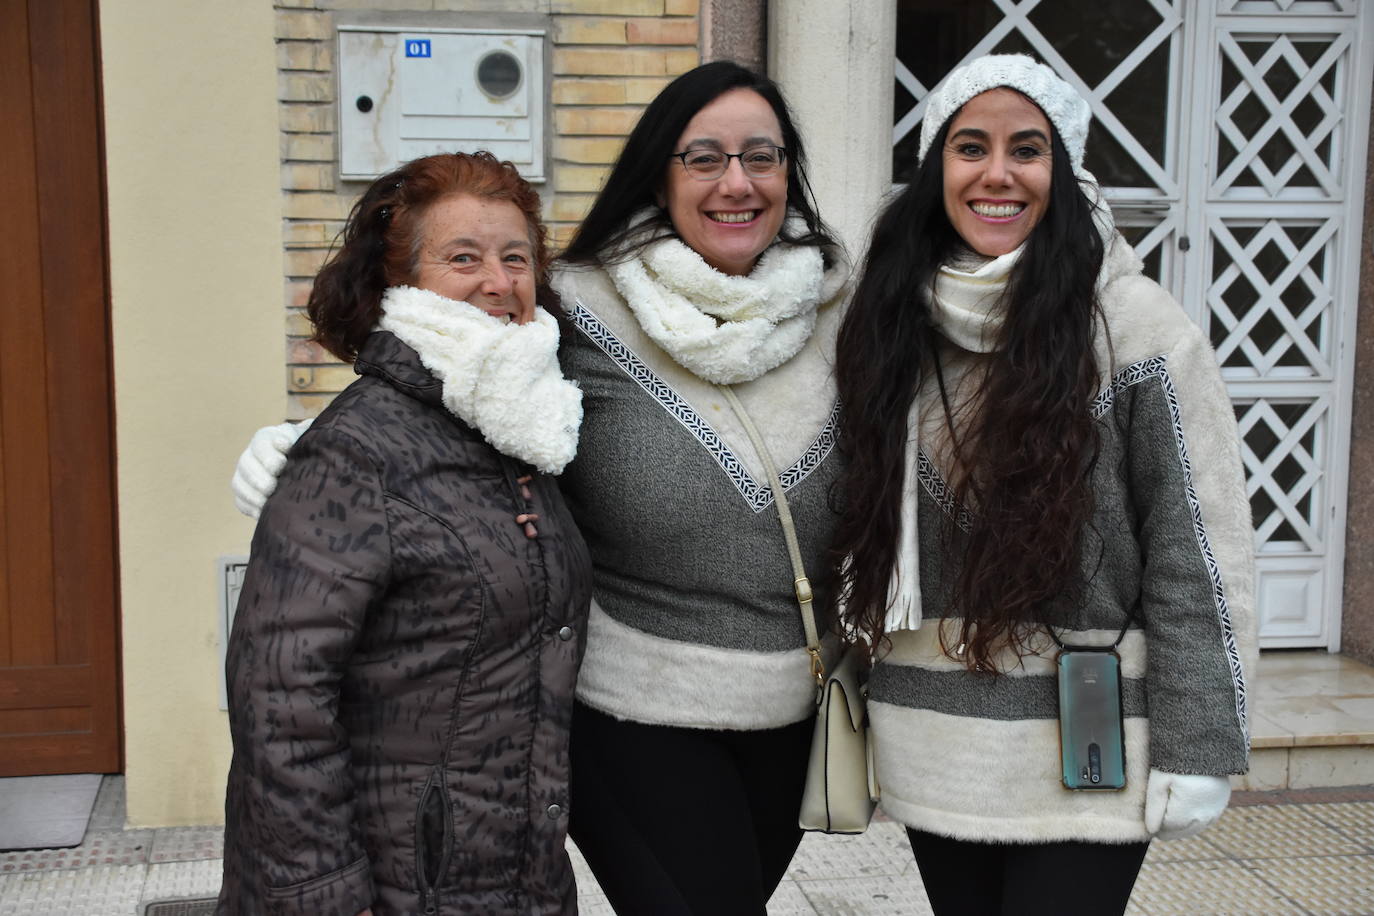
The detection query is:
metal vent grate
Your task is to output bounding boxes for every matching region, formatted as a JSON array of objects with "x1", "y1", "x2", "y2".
[
  {"x1": 144, "y1": 899, "x2": 218, "y2": 916},
  {"x1": 218, "y1": 555, "x2": 249, "y2": 710}
]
